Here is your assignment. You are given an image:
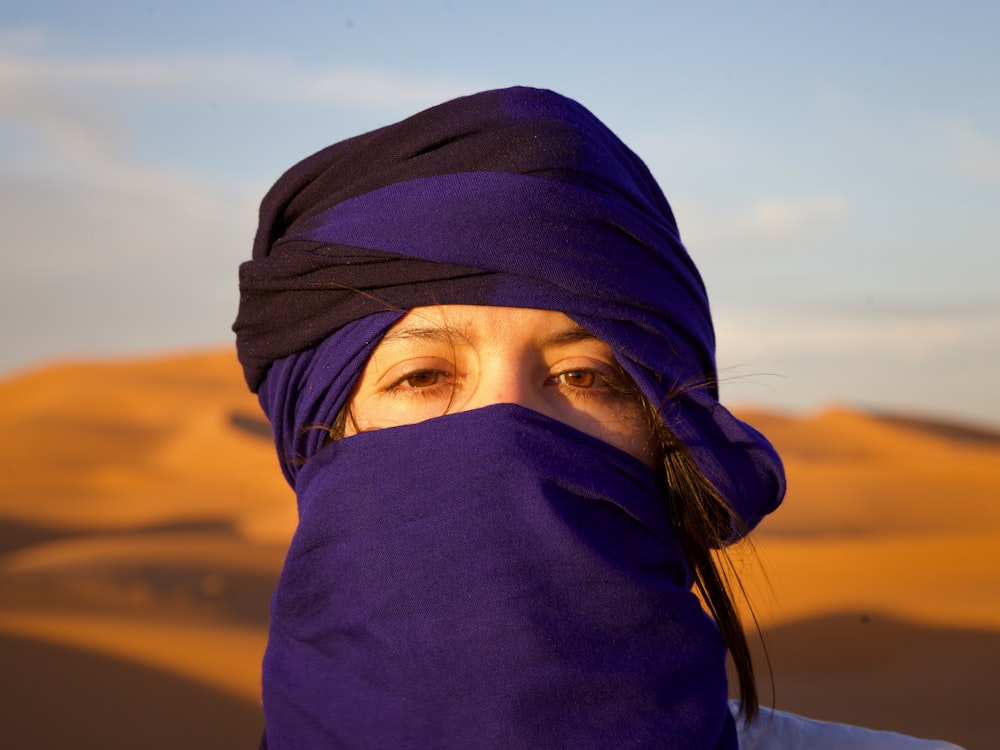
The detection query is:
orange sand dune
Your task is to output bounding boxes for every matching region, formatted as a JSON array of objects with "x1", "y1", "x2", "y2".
[
  {"x1": 0, "y1": 350, "x2": 295, "y2": 541},
  {"x1": 727, "y1": 405, "x2": 1000, "y2": 639},
  {"x1": 743, "y1": 613, "x2": 998, "y2": 749},
  {"x1": 1, "y1": 351, "x2": 996, "y2": 749},
  {"x1": 0, "y1": 611, "x2": 266, "y2": 703},
  {"x1": 731, "y1": 531, "x2": 999, "y2": 630},
  {"x1": 739, "y1": 406, "x2": 1000, "y2": 535},
  {"x1": 0, "y1": 631, "x2": 263, "y2": 749}
]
